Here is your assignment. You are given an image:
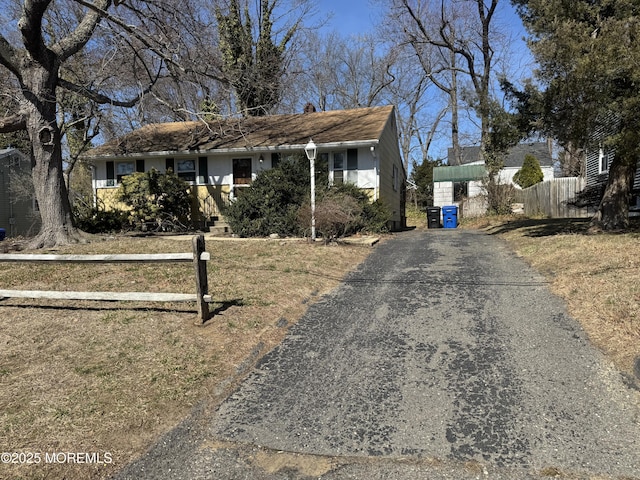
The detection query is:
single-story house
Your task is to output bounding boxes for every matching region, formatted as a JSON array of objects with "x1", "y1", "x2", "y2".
[
  {"x1": 433, "y1": 142, "x2": 555, "y2": 216},
  {"x1": 0, "y1": 148, "x2": 41, "y2": 237},
  {"x1": 84, "y1": 105, "x2": 407, "y2": 231}
]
